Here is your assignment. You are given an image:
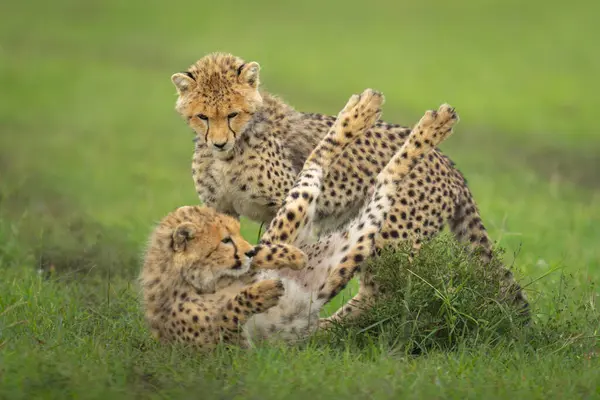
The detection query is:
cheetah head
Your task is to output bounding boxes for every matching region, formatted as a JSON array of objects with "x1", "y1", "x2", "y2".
[
  {"x1": 170, "y1": 53, "x2": 263, "y2": 159},
  {"x1": 148, "y1": 206, "x2": 256, "y2": 293}
]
